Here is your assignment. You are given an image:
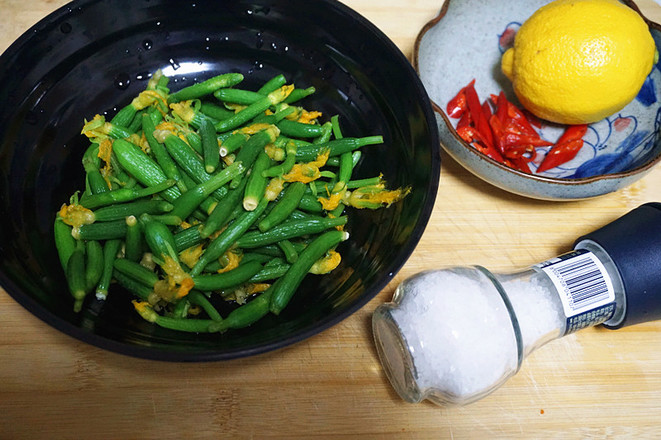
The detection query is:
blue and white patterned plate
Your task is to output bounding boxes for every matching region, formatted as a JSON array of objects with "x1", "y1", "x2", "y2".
[{"x1": 415, "y1": 0, "x2": 661, "y2": 200}]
